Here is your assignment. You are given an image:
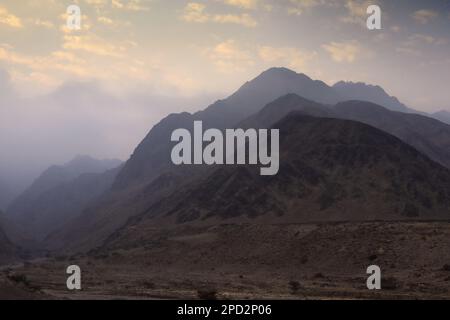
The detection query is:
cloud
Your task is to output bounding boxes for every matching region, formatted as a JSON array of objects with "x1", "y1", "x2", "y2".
[
  {"x1": 112, "y1": 0, "x2": 150, "y2": 11},
  {"x1": 62, "y1": 34, "x2": 126, "y2": 57},
  {"x1": 212, "y1": 13, "x2": 257, "y2": 27},
  {"x1": 395, "y1": 47, "x2": 421, "y2": 57},
  {"x1": 34, "y1": 19, "x2": 55, "y2": 28},
  {"x1": 182, "y1": 2, "x2": 258, "y2": 27},
  {"x1": 340, "y1": 0, "x2": 379, "y2": 25},
  {"x1": 0, "y1": 46, "x2": 90, "y2": 81},
  {"x1": 183, "y1": 3, "x2": 210, "y2": 23},
  {"x1": 322, "y1": 41, "x2": 361, "y2": 63},
  {"x1": 205, "y1": 40, "x2": 254, "y2": 73},
  {"x1": 0, "y1": 6, "x2": 23, "y2": 28},
  {"x1": 59, "y1": 12, "x2": 92, "y2": 34},
  {"x1": 258, "y1": 46, "x2": 317, "y2": 69},
  {"x1": 396, "y1": 33, "x2": 449, "y2": 57},
  {"x1": 97, "y1": 16, "x2": 131, "y2": 28},
  {"x1": 412, "y1": 9, "x2": 438, "y2": 24},
  {"x1": 223, "y1": 0, "x2": 258, "y2": 10},
  {"x1": 287, "y1": 0, "x2": 329, "y2": 16}
]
